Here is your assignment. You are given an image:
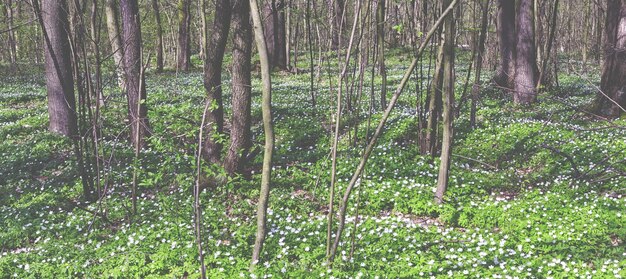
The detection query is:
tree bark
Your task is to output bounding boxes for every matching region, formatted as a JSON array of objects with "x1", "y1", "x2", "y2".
[
  {"x1": 120, "y1": 0, "x2": 149, "y2": 149},
  {"x1": 263, "y1": 0, "x2": 287, "y2": 69},
  {"x1": 224, "y1": 0, "x2": 252, "y2": 175},
  {"x1": 328, "y1": 0, "x2": 345, "y2": 49},
  {"x1": 4, "y1": 0, "x2": 17, "y2": 68},
  {"x1": 513, "y1": 0, "x2": 537, "y2": 104},
  {"x1": 426, "y1": 42, "x2": 444, "y2": 156},
  {"x1": 202, "y1": 0, "x2": 231, "y2": 163},
  {"x1": 40, "y1": 0, "x2": 78, "y2": 137},
  {"x1": 470, "y1": 0, "x2": 490, "y2": 128},
  {"x1": 249, "y1": 0, "x2": 275, "y2": 269},
  {"x1": 177, "y1": 0, "x2": 191, "y2": 71},
  {"x1": 434, "y1": 0, "x2": 455, "y2": 204},
  {"x1": 377, "y1": 0, "x2": 387, "y2": 110},
  {"x1": 494, "y1": 0, "x2": 516, "y2": 89},
  {"x1": 152, "y1": 0, "x2": 164, "y2": 72},
  {"x1": 597, "y1": 0, "x2": 626, "y2": 117},
  {"x1": 104, "y1": 0, "x2": 125, "y2": 89}
]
